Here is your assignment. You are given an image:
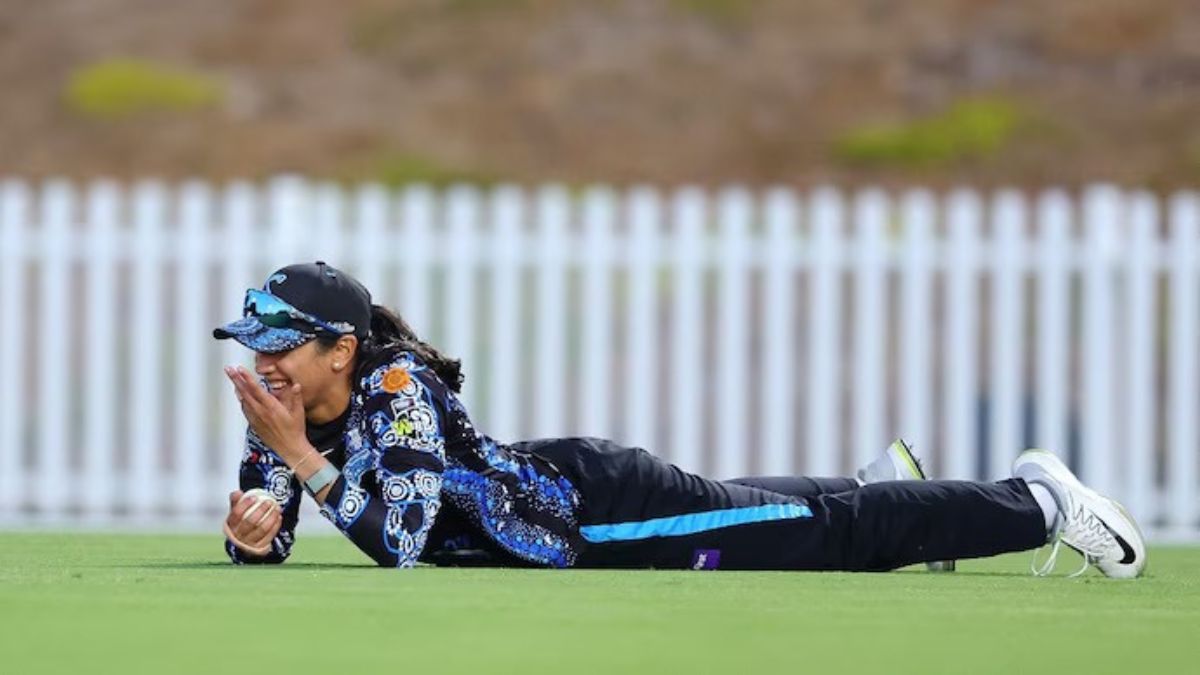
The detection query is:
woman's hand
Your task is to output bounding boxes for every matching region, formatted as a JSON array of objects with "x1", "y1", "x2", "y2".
[
  {"x1": 223, "y1": 490, "x2": 283, "y2": 557},
  {"x1": 224, "y1": 366, "x2": 311, "y2": 465}
]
